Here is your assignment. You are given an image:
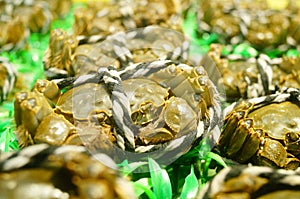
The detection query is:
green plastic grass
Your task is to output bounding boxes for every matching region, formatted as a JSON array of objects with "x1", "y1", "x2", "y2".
[{"x1": 117, "y1": 138, "x2": 227, "y2": 198}]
